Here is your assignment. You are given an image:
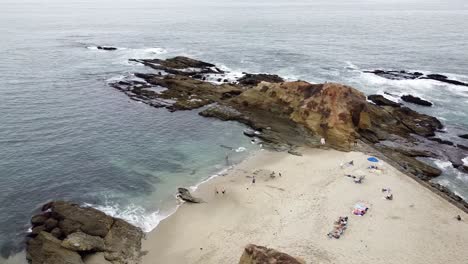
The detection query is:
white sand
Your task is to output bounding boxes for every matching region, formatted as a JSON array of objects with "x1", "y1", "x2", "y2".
[{"x1": 141, "y1": 148, "x2": 467, "y2": 264}]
